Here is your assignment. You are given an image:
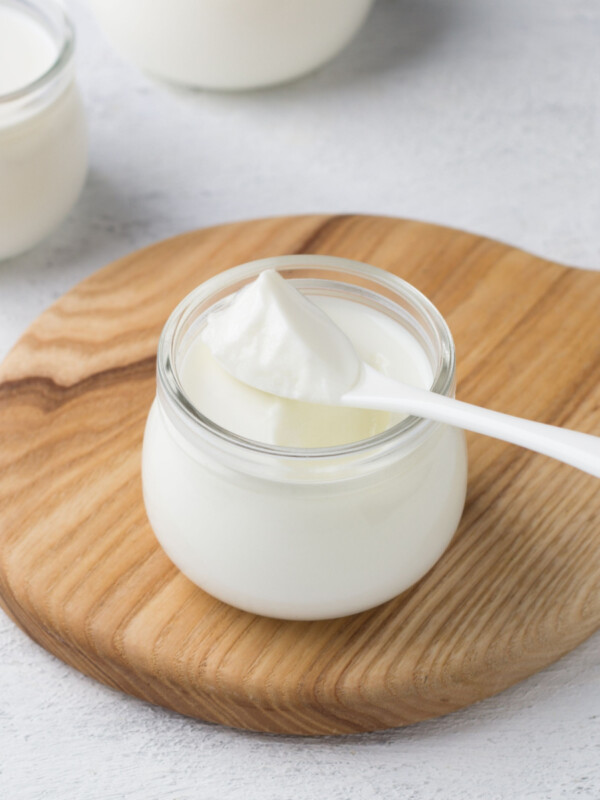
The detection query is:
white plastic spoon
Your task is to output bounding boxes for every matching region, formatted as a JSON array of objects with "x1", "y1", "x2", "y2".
[
  {"x1": 340, "y1": 362, "x2": 600, "y2": 478},
  {"x1": 202, "y1": 269, "x2": 600, "y2": 478}
]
